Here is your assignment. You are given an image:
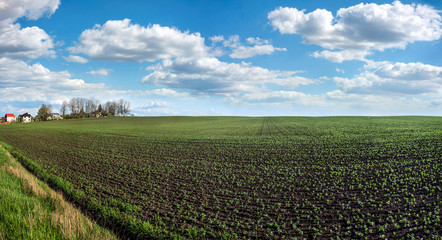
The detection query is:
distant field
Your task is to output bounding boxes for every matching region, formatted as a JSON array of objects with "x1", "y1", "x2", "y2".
[{"x1": 0, "y1": 117, "x2": 441, "y2": 239}]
